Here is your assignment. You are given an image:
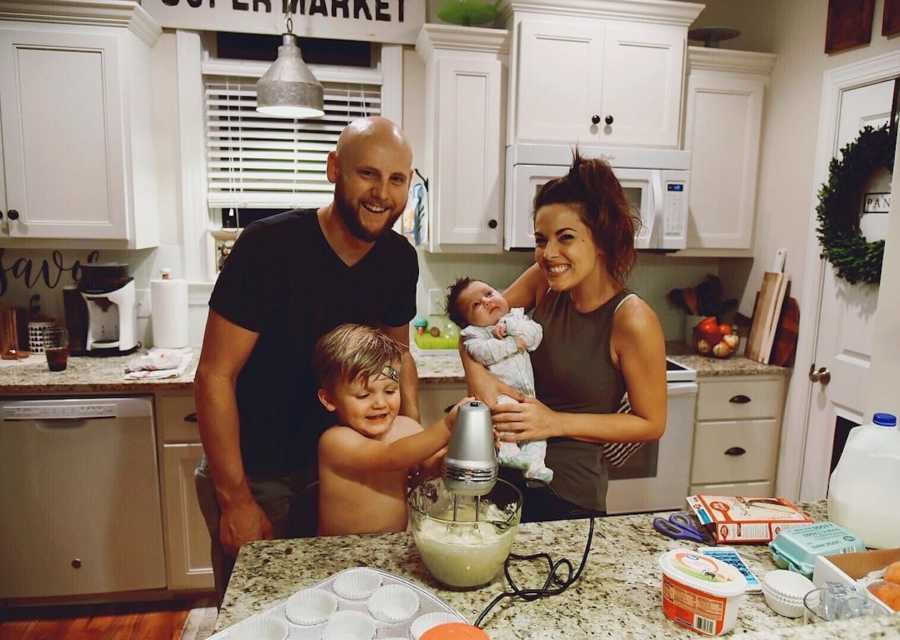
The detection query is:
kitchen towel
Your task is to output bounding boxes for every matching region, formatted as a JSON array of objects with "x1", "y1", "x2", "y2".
[
  {"x1": 150, "y1": 273, "x2": 189, "y2": 349},
  {"x1": 124, "y1": 347, "x2": 193, "y2": 380}
]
